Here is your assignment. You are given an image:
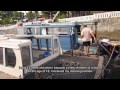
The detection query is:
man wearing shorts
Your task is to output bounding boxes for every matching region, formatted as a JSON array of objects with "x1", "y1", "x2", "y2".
[{"x1": 81, "y1": 25, "x2": 96, "y2": 56}]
